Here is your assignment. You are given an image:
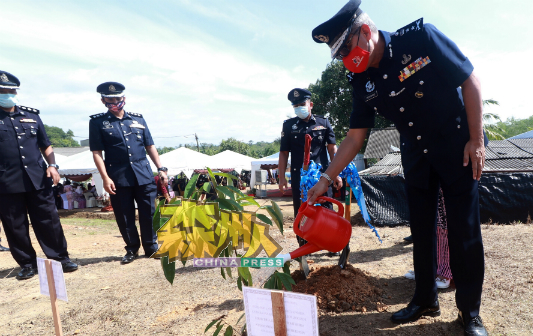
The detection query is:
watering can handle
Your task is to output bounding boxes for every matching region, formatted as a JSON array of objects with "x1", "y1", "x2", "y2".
[{"x1": 316, "y1": 196, "x2": 344, "y2": 216}]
